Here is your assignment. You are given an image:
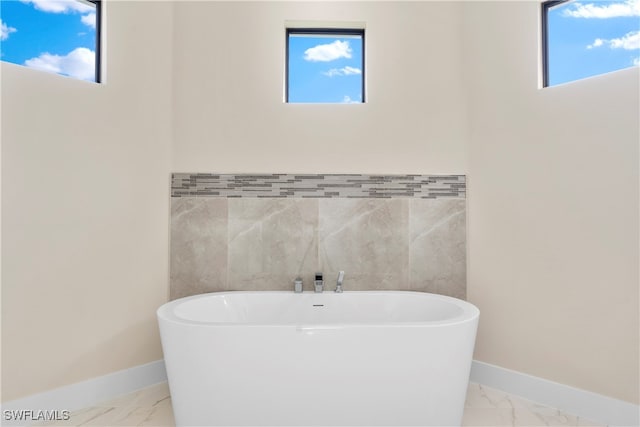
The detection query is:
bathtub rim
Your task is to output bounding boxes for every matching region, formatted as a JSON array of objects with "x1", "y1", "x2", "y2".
[{"x1": 157, "y1": 290, "x2": 479, "y2": 328}]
